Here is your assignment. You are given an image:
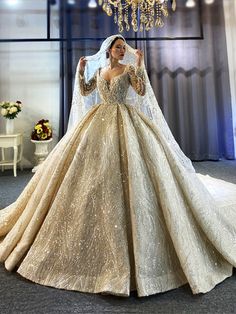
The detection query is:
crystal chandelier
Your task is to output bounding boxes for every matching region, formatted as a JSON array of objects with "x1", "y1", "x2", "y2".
[{"x1": 98, "y1": 0, "x2": 177, "y2": 32}]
